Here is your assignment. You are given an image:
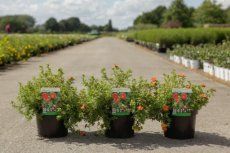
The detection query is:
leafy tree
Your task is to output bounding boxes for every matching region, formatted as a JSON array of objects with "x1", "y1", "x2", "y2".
[
  {"x1": 224, "y1": 6, "x2": 230, "y2": 23},
  {"x1": 90, "y1": 25, "x2": 104, "y2": 32},
  {"x1": 66, "y1": 17, "x2": 81, "y2": 31},
  {"x1": 134, "y1": 6, "x2": 167, "y2": 26},
  {"x1": 193, "y1": 0, "x2": 225, "y2": 25},
  {"x1": 58, "y1": 20, "x2": 68, "y2": 32},
  {"x1": 58, "y1": 17, "x2": 81, "y2": 32},
  {"x1": 163, "y1": 0, "x2": 192, "y2": 27},
  {"x1": 34, "y1": 24, "x2": 46, "y2": 33},
  {"x1": 45, "y1": 17, "x2": 59, "y2": 32},
  {"x1": 104, "y1": 19, "x2": 113, "y2": 32},
  {"x1": 79, "y1": 23, "x2": 91, "y2": 32},
  {"x1": 0, "y1": 15, "x2": 35, "y2": 33}
]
